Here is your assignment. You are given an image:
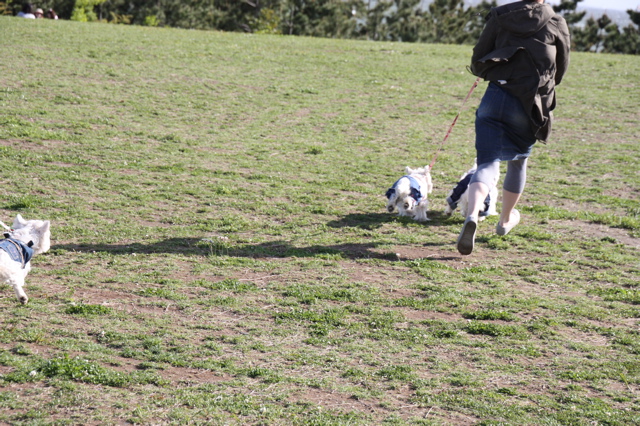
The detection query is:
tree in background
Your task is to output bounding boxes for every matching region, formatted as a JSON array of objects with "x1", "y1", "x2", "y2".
[
  {"x1": 629, "y1": 8, "x2": 640, "y2": 27},
  {"x1": 280, "y1": 0, "x2": 359, "y2": 38},
  {"x1": 248, "y1": 3, "x2": 282, "y2": 34},
  {"x1": 616, "y1": 8, "x2": 640, "y2": 54},
  {"x1": 360, "y1": 0, "x2": 392, "y2": 41},
  {"x1": 465, "y1": 1, "x2": 495, "y2": 41},
  {"x1": 618, "y1": 24, "x2": 640, "y2": 55},
  {"x1": 593, "y1": 13, "x2": 640, "y2": 54},
  {"x1": 95, "y1": 0, "x2": 226, "y2": 30},
  {"x1": 71, "y1": 0, "x2": 107, "y2": 21},
  {"x1": 384, "y1": 0, "x2": 427, "y2": 42},
  {"x1": 356, "y1": 0, "x2": 494, "y2": 43},
  {"x1": 552, "y1": 0, "x2": 585, "y2": 27},
  {"x1": 624, "y1": 9, "x2": 640, "y2": 54},
  {"x1": 3, "y1": 0, "x2": 637, "y2": 54},
  {"x1": 554, "y1": 0, "x2": 593, "y2": 51},
  {"x1": 423, "y1": 0, "x2": 468, "y2": 44},
  {"x1": 572, "y1": 16, "x2": 598, "y2": 52},
  {"x1": 555, "y1": 0, "x2": 639, "y2": 54},
  {"x1": 569, "y1": 9, "x2": 640, "y2": 54}
]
